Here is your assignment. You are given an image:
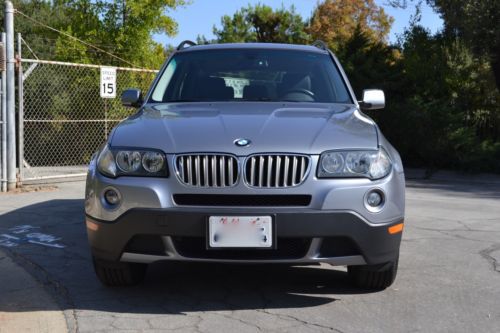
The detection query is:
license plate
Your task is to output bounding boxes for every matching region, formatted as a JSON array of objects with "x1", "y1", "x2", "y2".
[{"x1": 208, "y1": 216, "x2": 273, "y2": 248}]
